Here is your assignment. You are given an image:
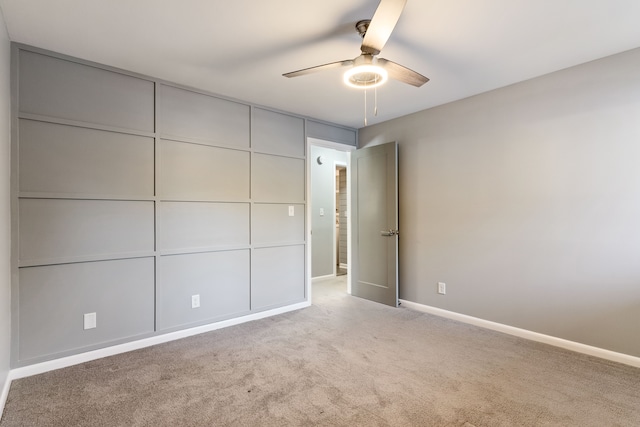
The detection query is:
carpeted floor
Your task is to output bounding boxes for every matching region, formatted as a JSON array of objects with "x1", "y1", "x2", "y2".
[{"x1": 2, "y1": 275, "x2": 640, "y2": 426}]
